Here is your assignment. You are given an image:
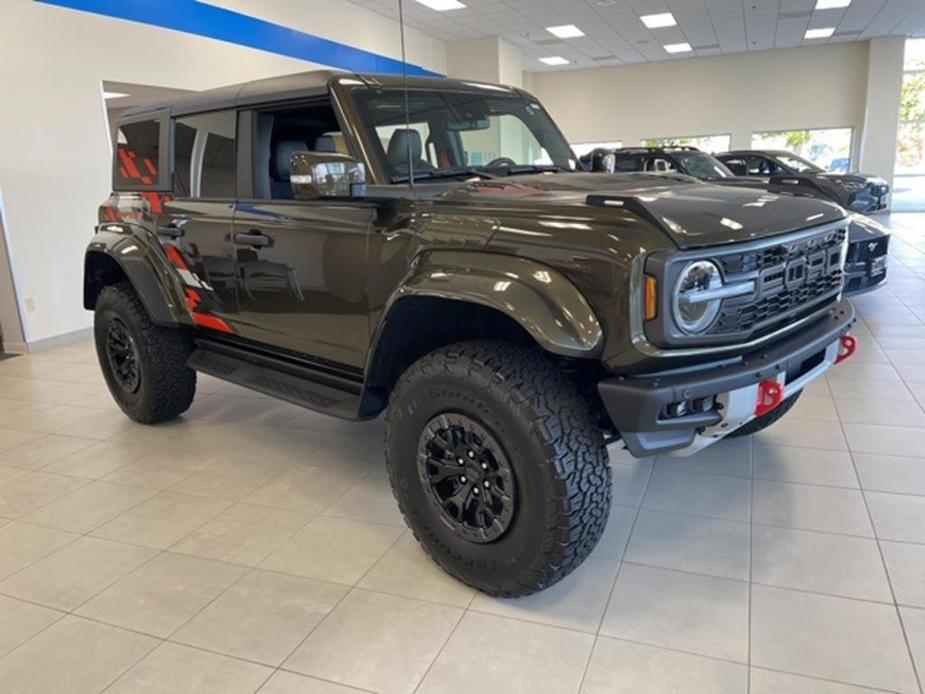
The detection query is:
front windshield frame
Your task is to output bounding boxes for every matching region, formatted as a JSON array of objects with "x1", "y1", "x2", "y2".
[
  {"x1": 351, "y1": 86, "x2": 578, "y2": 184},
  {"x1": 775, "y1": 153, "x2": 823, "y2": 174},
  {"x1": 671, "y1": 151, "x2": 736, "y2": 180}
]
